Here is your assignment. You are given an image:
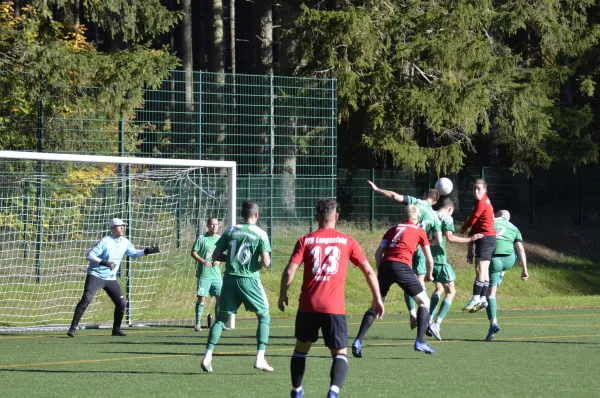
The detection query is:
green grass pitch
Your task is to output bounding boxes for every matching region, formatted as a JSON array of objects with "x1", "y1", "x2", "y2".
[{"x1": 2, "y1": 308, "x2": 600, "y2": 397}]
